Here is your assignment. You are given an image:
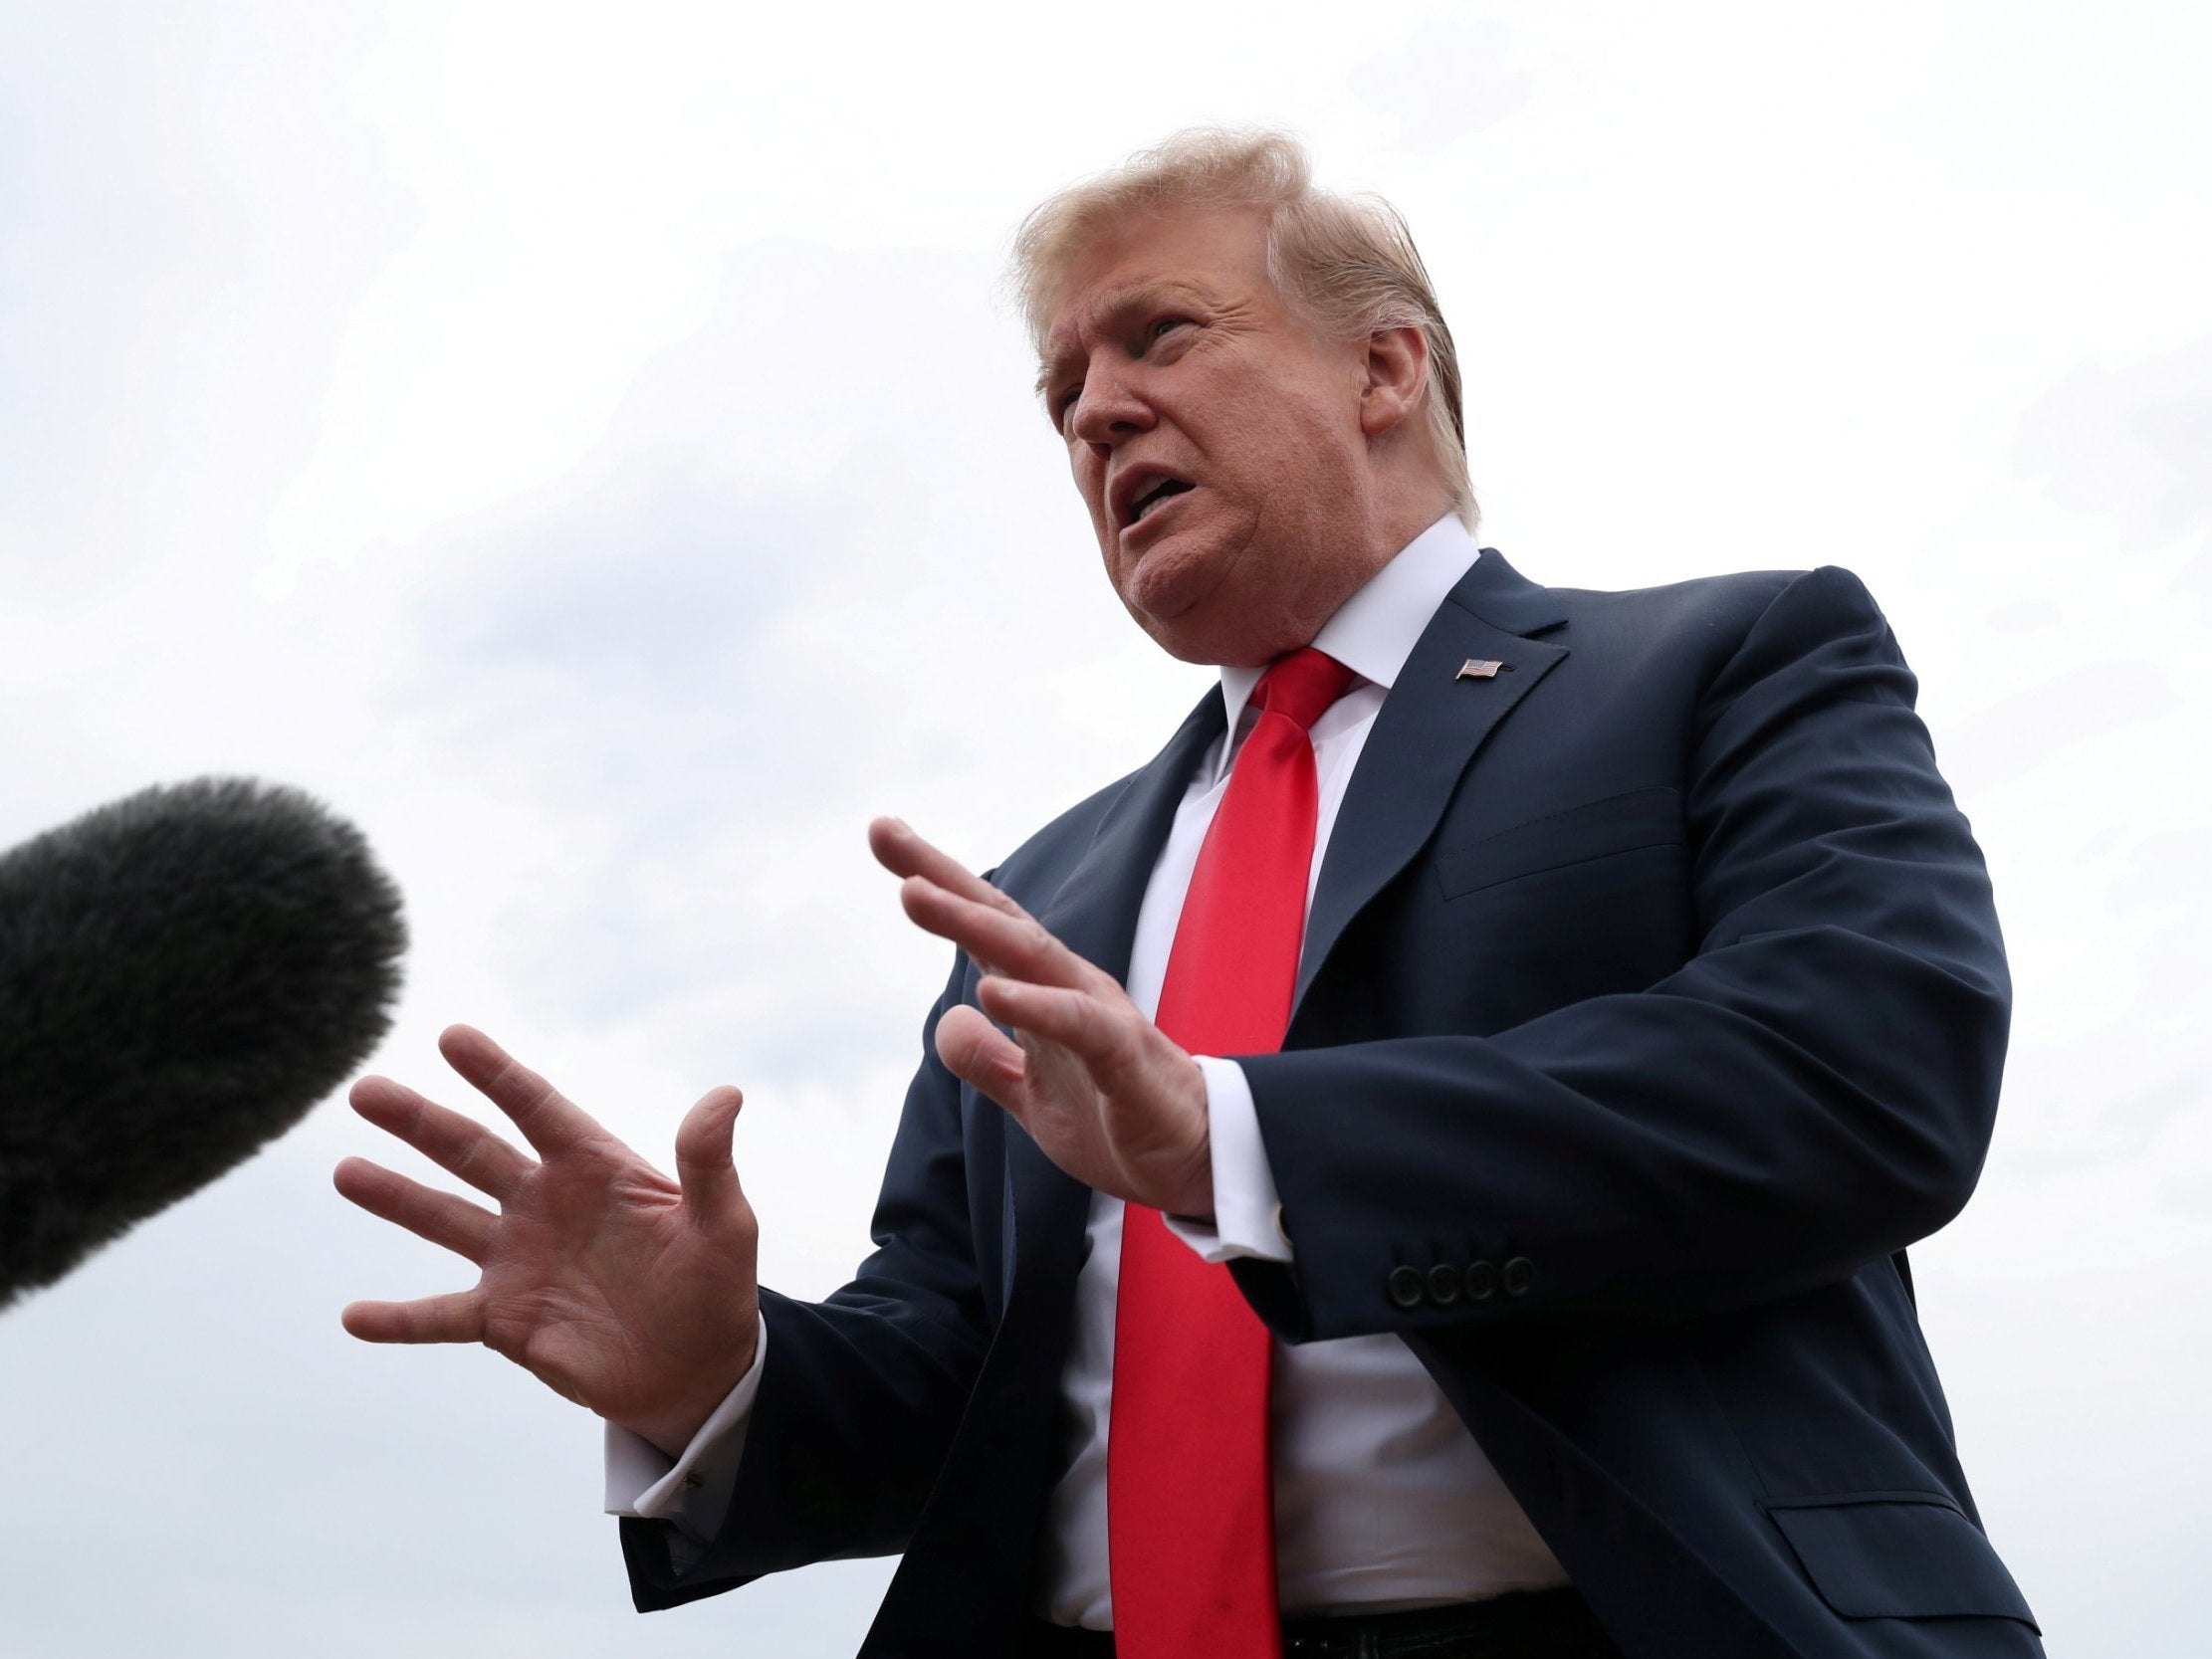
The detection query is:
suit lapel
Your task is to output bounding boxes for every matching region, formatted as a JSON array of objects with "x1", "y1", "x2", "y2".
[
  {"x1": 899, "y1": 695, "x2": 1222, "y2": 1651},
  {"x1": 1296, "y1": 549, "x2": 1571, "y2": 1010},
  {"x1": 1007, "y1": 691, "x2": 1226, "y2": 1291},
  {"x1": 1037, "y1": 690, "x2": 1223, "y2": 985}
]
